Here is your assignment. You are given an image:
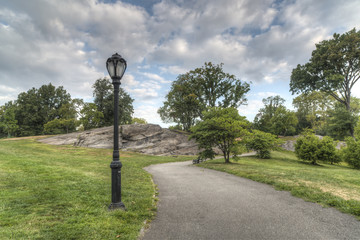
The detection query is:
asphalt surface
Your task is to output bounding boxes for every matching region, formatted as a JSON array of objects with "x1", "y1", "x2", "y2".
[{"x1": 142, "y1": 161, "x2": 360, "y2": 240}]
